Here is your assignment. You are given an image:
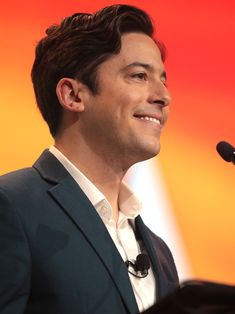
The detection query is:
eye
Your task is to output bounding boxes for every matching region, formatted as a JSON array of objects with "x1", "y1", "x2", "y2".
[{"x1": 131, "y1": 72, "x2": 147, "y2": 81}]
